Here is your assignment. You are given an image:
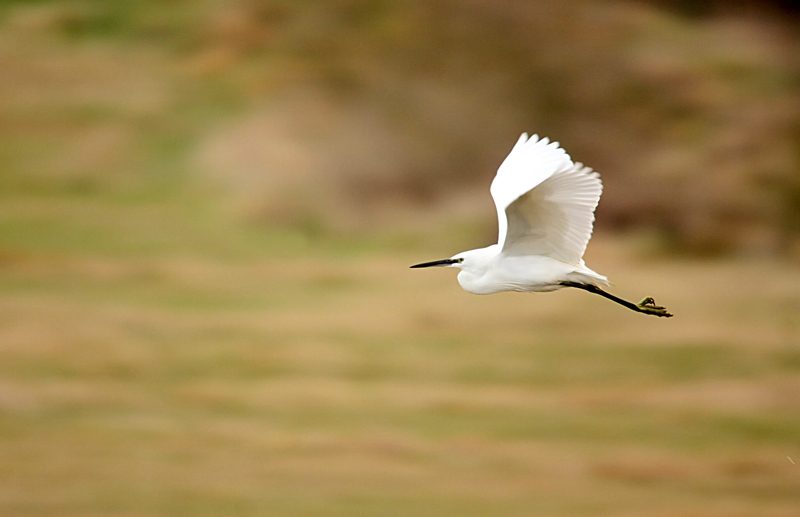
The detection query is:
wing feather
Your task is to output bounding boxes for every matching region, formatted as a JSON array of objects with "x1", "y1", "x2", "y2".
[{"x1": 490, "y1": 134, "x2": 602, "y2": 264}]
